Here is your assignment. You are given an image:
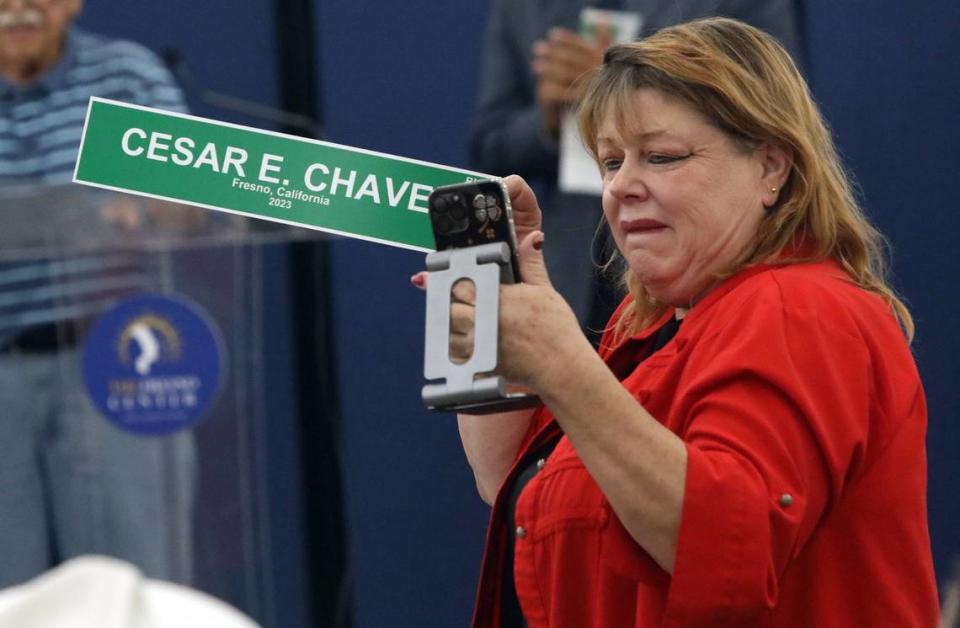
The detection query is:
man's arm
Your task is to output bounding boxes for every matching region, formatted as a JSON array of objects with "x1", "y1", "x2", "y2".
[{"x1": 469, "y1": 0, "x2": 560, "y2": 178}]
